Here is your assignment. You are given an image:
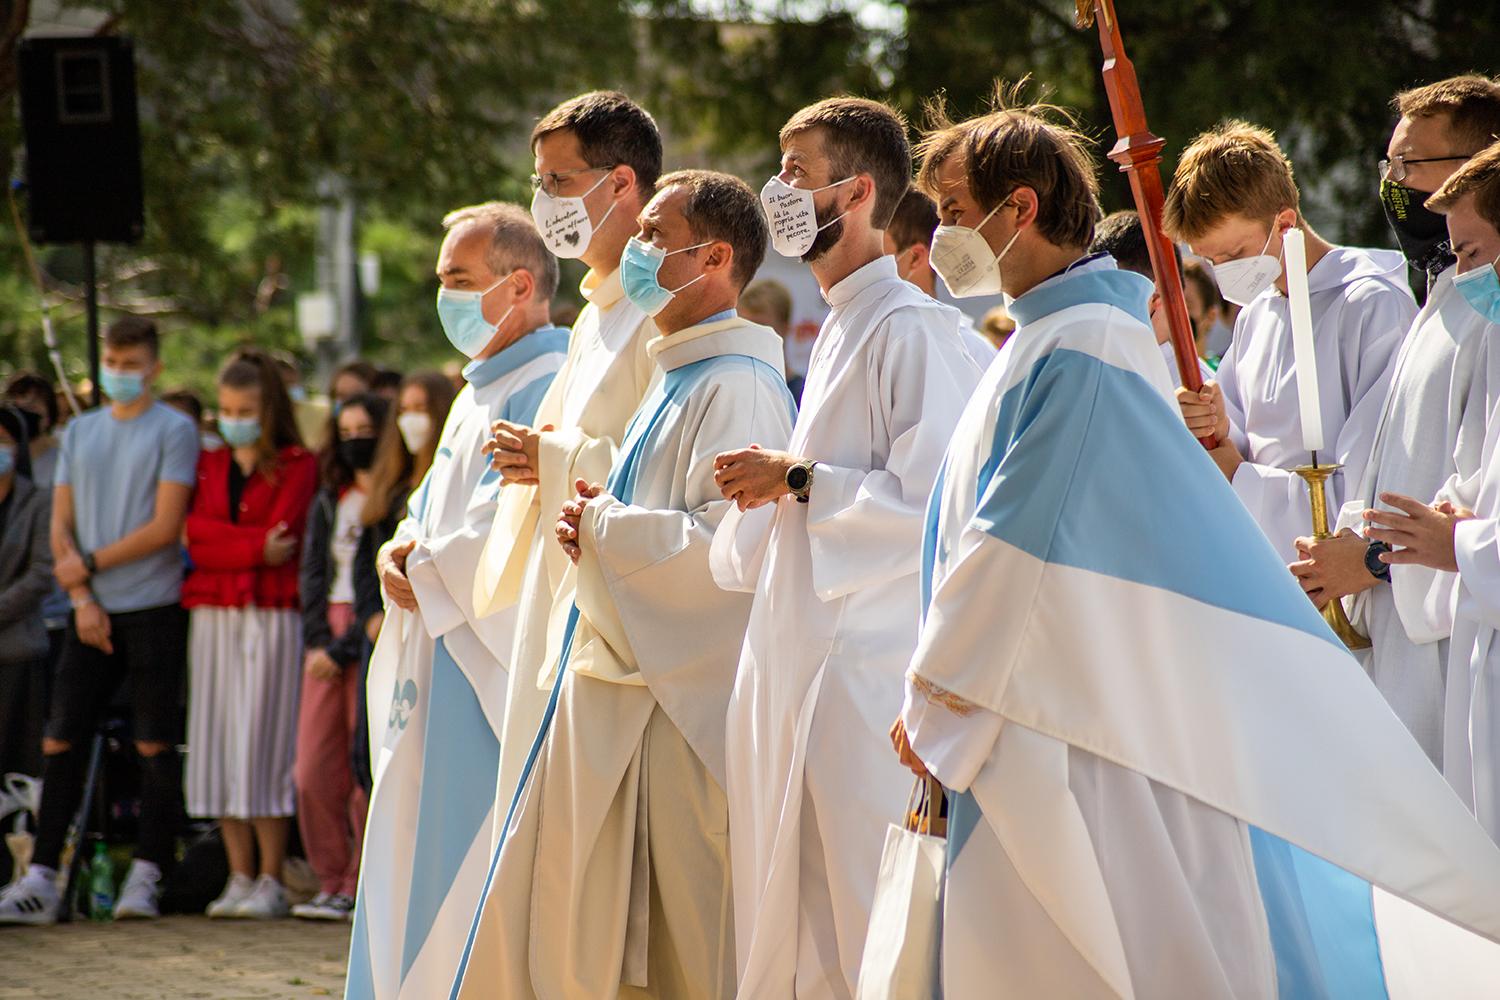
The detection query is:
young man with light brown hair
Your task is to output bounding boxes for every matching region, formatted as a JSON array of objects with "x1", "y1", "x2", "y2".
[
  {"x1": 1290, "y1": 75, "x2": 1500, "y2": 768},
  {"x1": 711, "y1": 95, "x2": 979, "y2": 1000},
  {"x1": 0, "y1": 318, "x2": 198, "y2": 925},
  {"x1": 1166, "y1": 120, "x2": 1415, "y2": 560}
]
